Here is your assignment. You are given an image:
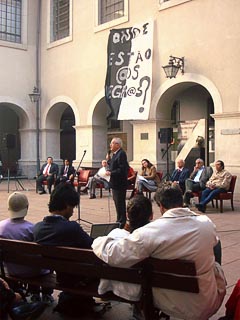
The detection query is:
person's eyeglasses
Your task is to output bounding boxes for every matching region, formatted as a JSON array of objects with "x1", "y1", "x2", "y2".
[{"x1": 196, "y1": 162, "x2": 201, "y2": 164}]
